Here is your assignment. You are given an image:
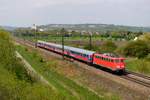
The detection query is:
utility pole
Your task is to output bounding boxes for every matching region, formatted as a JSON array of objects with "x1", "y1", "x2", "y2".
[
  {"x1": 89, "y1": 32, "x2": 92, "y2": 50},
  {"x1": 61, "y1": 28, "x2": 65, "y2": 59},
  {"x1": 32, "y1": 24, "x2": 37, "y2": 48}
]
